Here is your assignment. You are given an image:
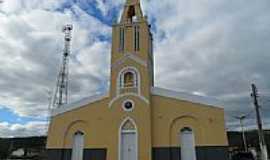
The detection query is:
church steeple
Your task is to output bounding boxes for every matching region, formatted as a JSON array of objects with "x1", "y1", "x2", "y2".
[{"x1": 110, "y1": 0, "x2": 154, "y2": 98}]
